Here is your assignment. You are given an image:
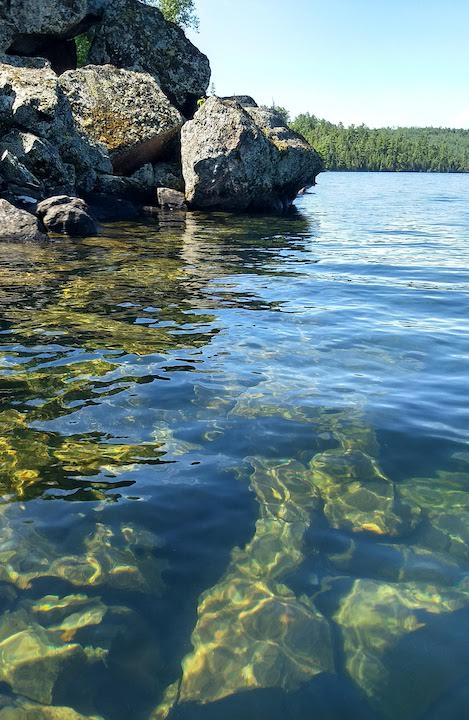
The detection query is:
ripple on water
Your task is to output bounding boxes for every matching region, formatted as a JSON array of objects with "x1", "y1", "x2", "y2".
[{"x1": 0, "y1": 173, "x2": 468, "y2": 720}]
